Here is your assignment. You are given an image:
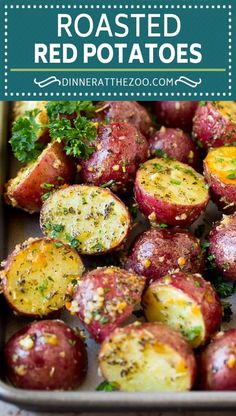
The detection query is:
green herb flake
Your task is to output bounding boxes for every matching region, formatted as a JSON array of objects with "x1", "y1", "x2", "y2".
[
  {"x1": 55, "y1": 242, "x2": 63, "y2": 248},
  {"x1": 170, "y1": 179, "x2": 182, "y2": 186},
  {"x1": 96, "y1": 381, "x2": 117, "y2": 392},
  {"x1": 158, "y1": 223, "x2": 168, "y2": 229},
  {"x1": 182, "y1": 326, "x2": 202, "y2": 341},
  {"x1": 100, "y1": 316, "x2": 109, "y2": 324},
  {"x1": 38, "y1": 279, "x2": 49, "y2": 298},
  {"x1": 41, "y1": 192, "x2": 52, "y2": 201},
  {"x1": 227, "y1": 173, "x2": 236, "y2": 179},
  {"x1": 100, "y1": 180, "x2": 115, "y2": 188}
]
